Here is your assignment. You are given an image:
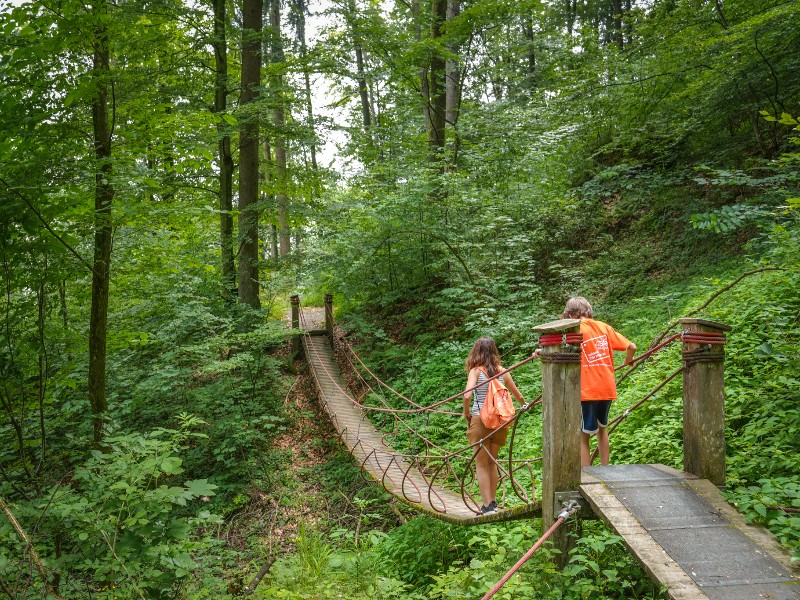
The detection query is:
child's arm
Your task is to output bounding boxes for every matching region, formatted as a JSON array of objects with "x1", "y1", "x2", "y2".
[
  {"x1": 504, "y1": 372, "x2": 525, "y2": 404},
  {"x1": 463, "y1": 368, "x2": 479, "y2": 421},
  {"x1": 624, "y1": 342, "x2": 636, "y2": 366}
]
